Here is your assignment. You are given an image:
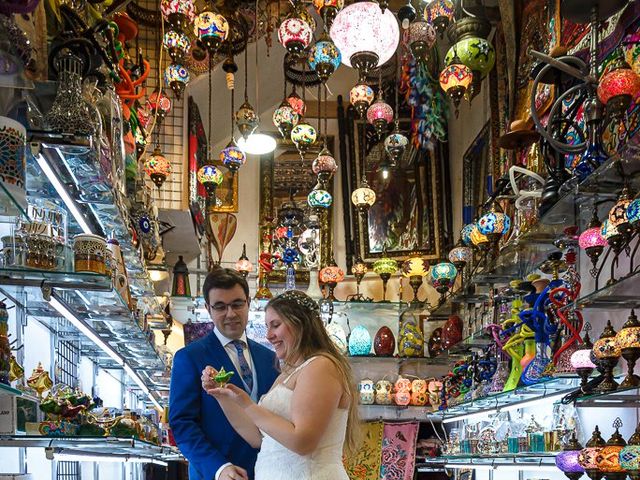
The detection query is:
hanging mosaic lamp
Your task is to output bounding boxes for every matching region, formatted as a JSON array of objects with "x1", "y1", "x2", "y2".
[
  {"x1": 351, "y1": 178, "x2": 376, "y2": 215},
  {"x1": 402, "y1": 255, "x2": 429, "y2": 303},
  {"x1": 319, "y1": 258, "x2": 345, "y2": 301},
  {"x1": 460, "y1": 223, "x2": 475, "y2": 246},
  {"x1": 350, "y1": 83, "x2": 375, "y2": 117},
  {"x1": 423, "y1": 0, "x2": 454, "y2": 36},
  {"x1": 444, "y1": 35, "x2": 495, "y2": 81},
  {"x1": 219, "y1": 141, "x2": 246, "y2": 175},
  {"x1": 384, "y1": 123, "x2": 409, "y2": 165},
  {"x1": 312, "y1": 147, "x2": 338, "y2": 185},
  {"x1": 556, "y1": 432, "x2": 585, "y2": 480},
  {"x1": 592, "y1": 320, "x2": 621, "y2": 393},
  {"x1": 595, "y1": 418, "x2": 627, "y2": 478},
  {"x1": 273, "y1": 100, "x2": 299, "y2": 139},
  {"x1": 477, "y1": 206, "x2": 511, "y2": 244},
  {"x1": 619, "y1": 424, "x2": 640, "y2": 477},
  {"x1": 164, "y1": 64, "x2": 190, "y2": 100},
  {"x1": 146, "y1": 89, "x2": 172, "y2": 124},
  {"x1": 235, "y1": 100, "x2": 259, "y2": 140},
  {"x1": 429, "y1": 261, "x2": 457, "y2": 295},
  {"x1": 278, "y1": 16, "x2": 314, "y2": 56},
  {"x1": 439, "y1": 59, "x2": 473, "y2": 116},
  {"x1": 330, "y1": 1, "x2": 399, "y2": 80},
  {"x1": 579, "y1": 209, "x2": 607, "y2": 277},
  {"x1": 373, "y1": 256, "x2": 397, "y2": 302},
  {"x1": 608, "y1": 184, "x2": 634, "y2": 237},
  {"x1": 197, "y1": 164, "x2": 224, "y2": 198},
  {"x1": 143, "y1": 147, "x2": 172, "y2": 189},
  {"x1": 597, "y1": 56, "x2": 640, "y2": 119},
  {"x1": 291, "y1": 122, "x2": 317, "y2": 157},
  {"x1": 160, "y1": 0, "x2": 195, "y2": 32},
  {"x1": 307, "y1": 187, "x2": 333, "y2": 211},
  {"x1": 163, "y1": 30, "x2": 191, "y2": 63},
  {"x1": 194, "y1": 11, "x2": 229, "y2": 54},
  {"x1": 309, "y1": 36, "x2": 342, "y2": 83},
  {"x1": 235, "y1": 243, "x2": 253, "y2": 278},
  {"x1": 407, "y1": 21, "x2": 436, "y2": 63},
  {"x1": 615, "y1": 309, "x2": 640, "y2": 388},
  {"x1": 313, "y1": 0, "x2": 344, "y2": 28},
  {"x1": 578, "y1": 426, "x2": 606, "y2": 476},
  {"x1": 397, "y1": 0, "x2": 417, "y2": 29},
  {"x1": 367, "y1": 94, "x2": 394, "y2": 139},
  {"x1": 287, "y1": 88, "x2": 307, "y2": 116}
]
